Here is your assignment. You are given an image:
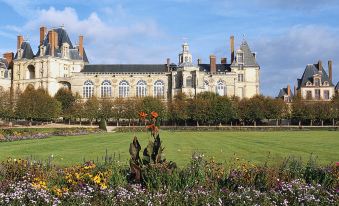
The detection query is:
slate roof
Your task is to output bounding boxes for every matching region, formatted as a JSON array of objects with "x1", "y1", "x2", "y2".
[
  {"x1": 297, "y1": 63, "x2": 333, "y2": 89},
  {"x1": 231, "y1": 40, "x2": 258, "y2": 67},
  {"x1": 82, "y1": 64, "x2": 172, "y2": 73},
  {"x1": 277, "y1": 87, "x2": 294, "y2": 98},
  {"x1": 14, "y1": 41, "x2": 34, "y2": 59},
  {"x1": 198, "y1": 64, "x2": 231, "y2": 73},
  {"x1": 336, "y1": 82, "x2": 339, "y2": 90},
  {"x1": 36, "y1": 27, "x2": 89, "y2": 62}
]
